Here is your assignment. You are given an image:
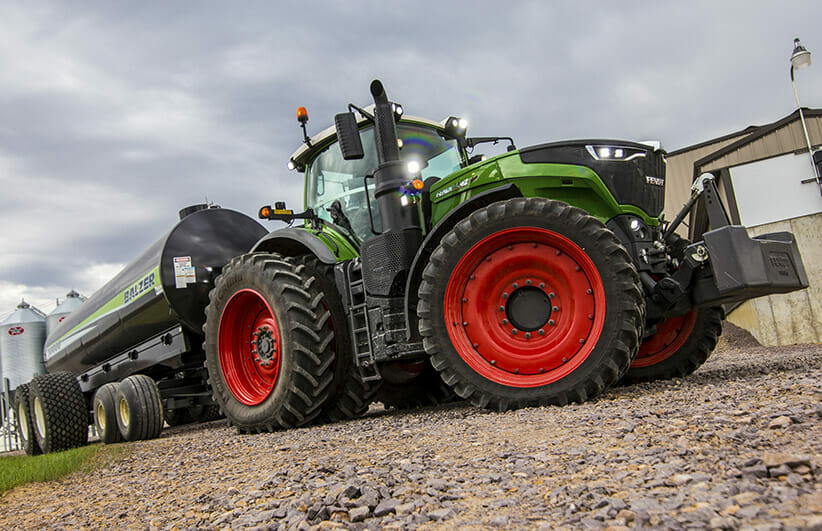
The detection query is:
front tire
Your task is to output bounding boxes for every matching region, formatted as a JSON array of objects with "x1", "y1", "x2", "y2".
[
  {"x1": 14, "y1": 383, "x2": 42, "y2": 456},
  {"x1": 203, "y1": 253, "x2": 336, "y2": 432},
  {"x1": 623, "y1": 307, "x2": 724, "y2": 383},
  {"x1": 418, "y1": 198, "x2": 644, "y2": 411},
  {"x1": 29, "y1": 372, "x2": 89, "y2": 454}
]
